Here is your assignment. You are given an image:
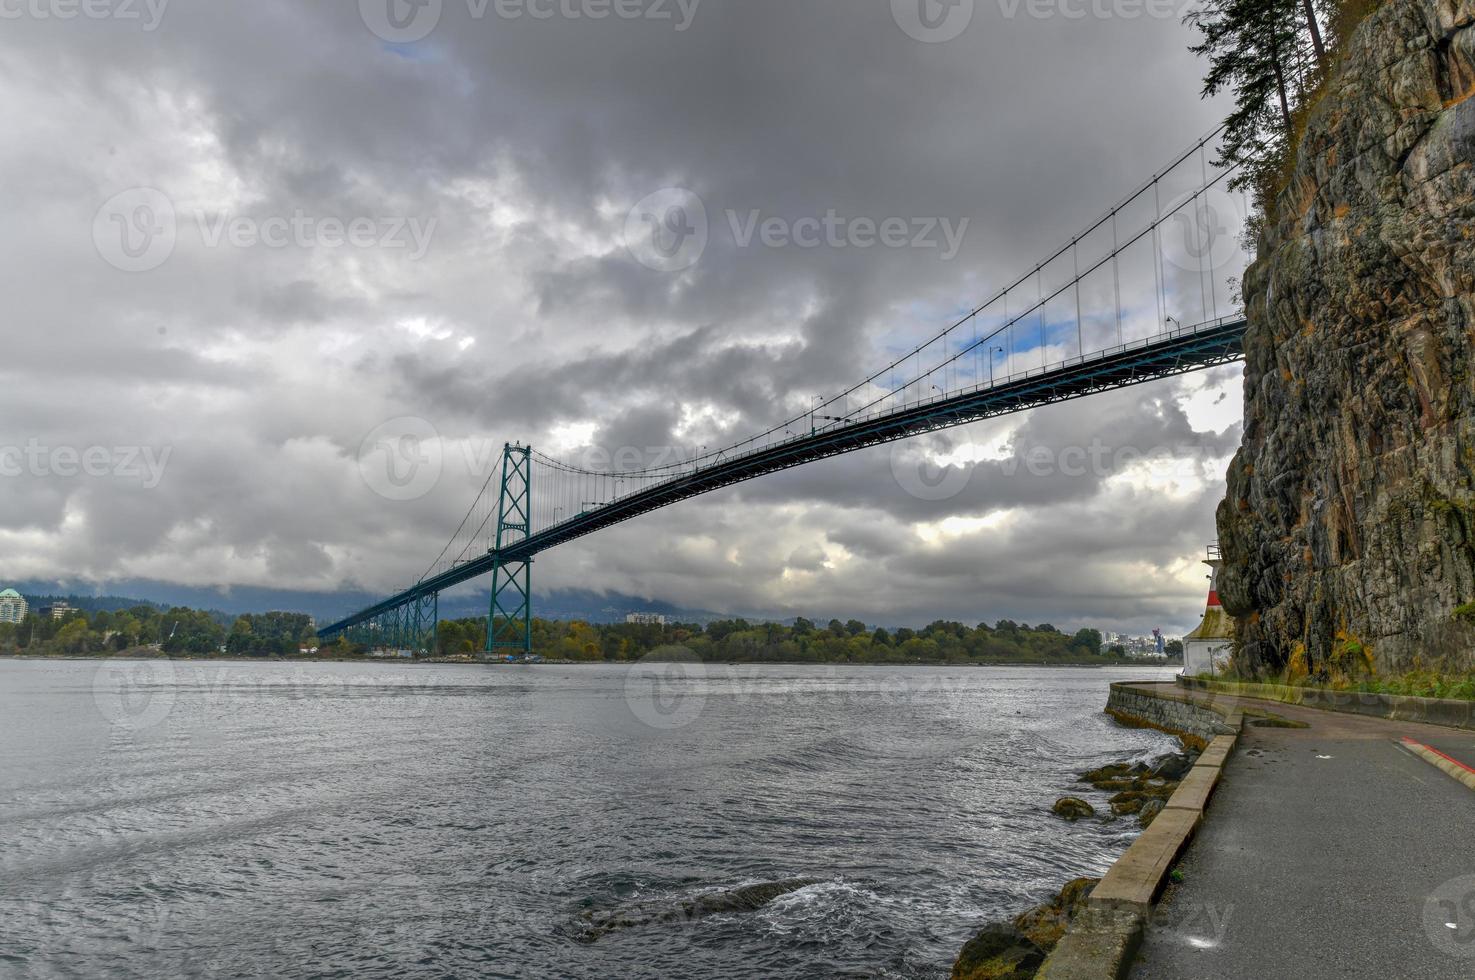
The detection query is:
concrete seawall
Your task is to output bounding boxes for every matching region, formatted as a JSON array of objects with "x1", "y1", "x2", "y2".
[
  {"x1": 1103, "y1": 681, "x2": 1238, "y2": 749},
  {"x1": 1037, "y1": 682, "x2": 1243, "y2": 980}
]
